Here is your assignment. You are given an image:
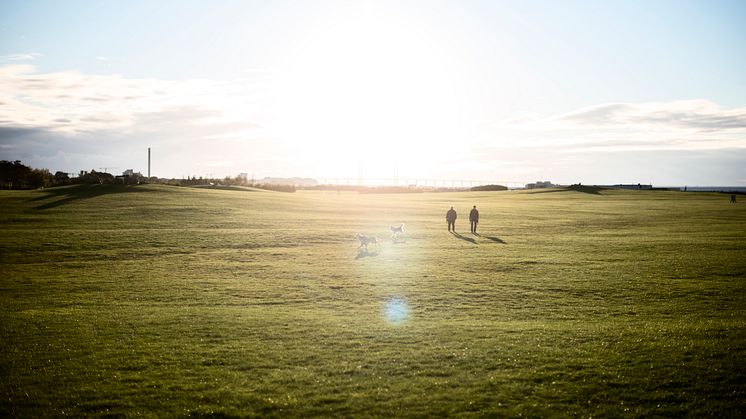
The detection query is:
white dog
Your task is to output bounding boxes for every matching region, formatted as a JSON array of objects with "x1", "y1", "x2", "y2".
[
  {"x1": 390, "y1": 224, "x2": 404, "y2": 238},
  {"x1": 355, "y1": 233, "x2": 377, "y2": 252}
]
